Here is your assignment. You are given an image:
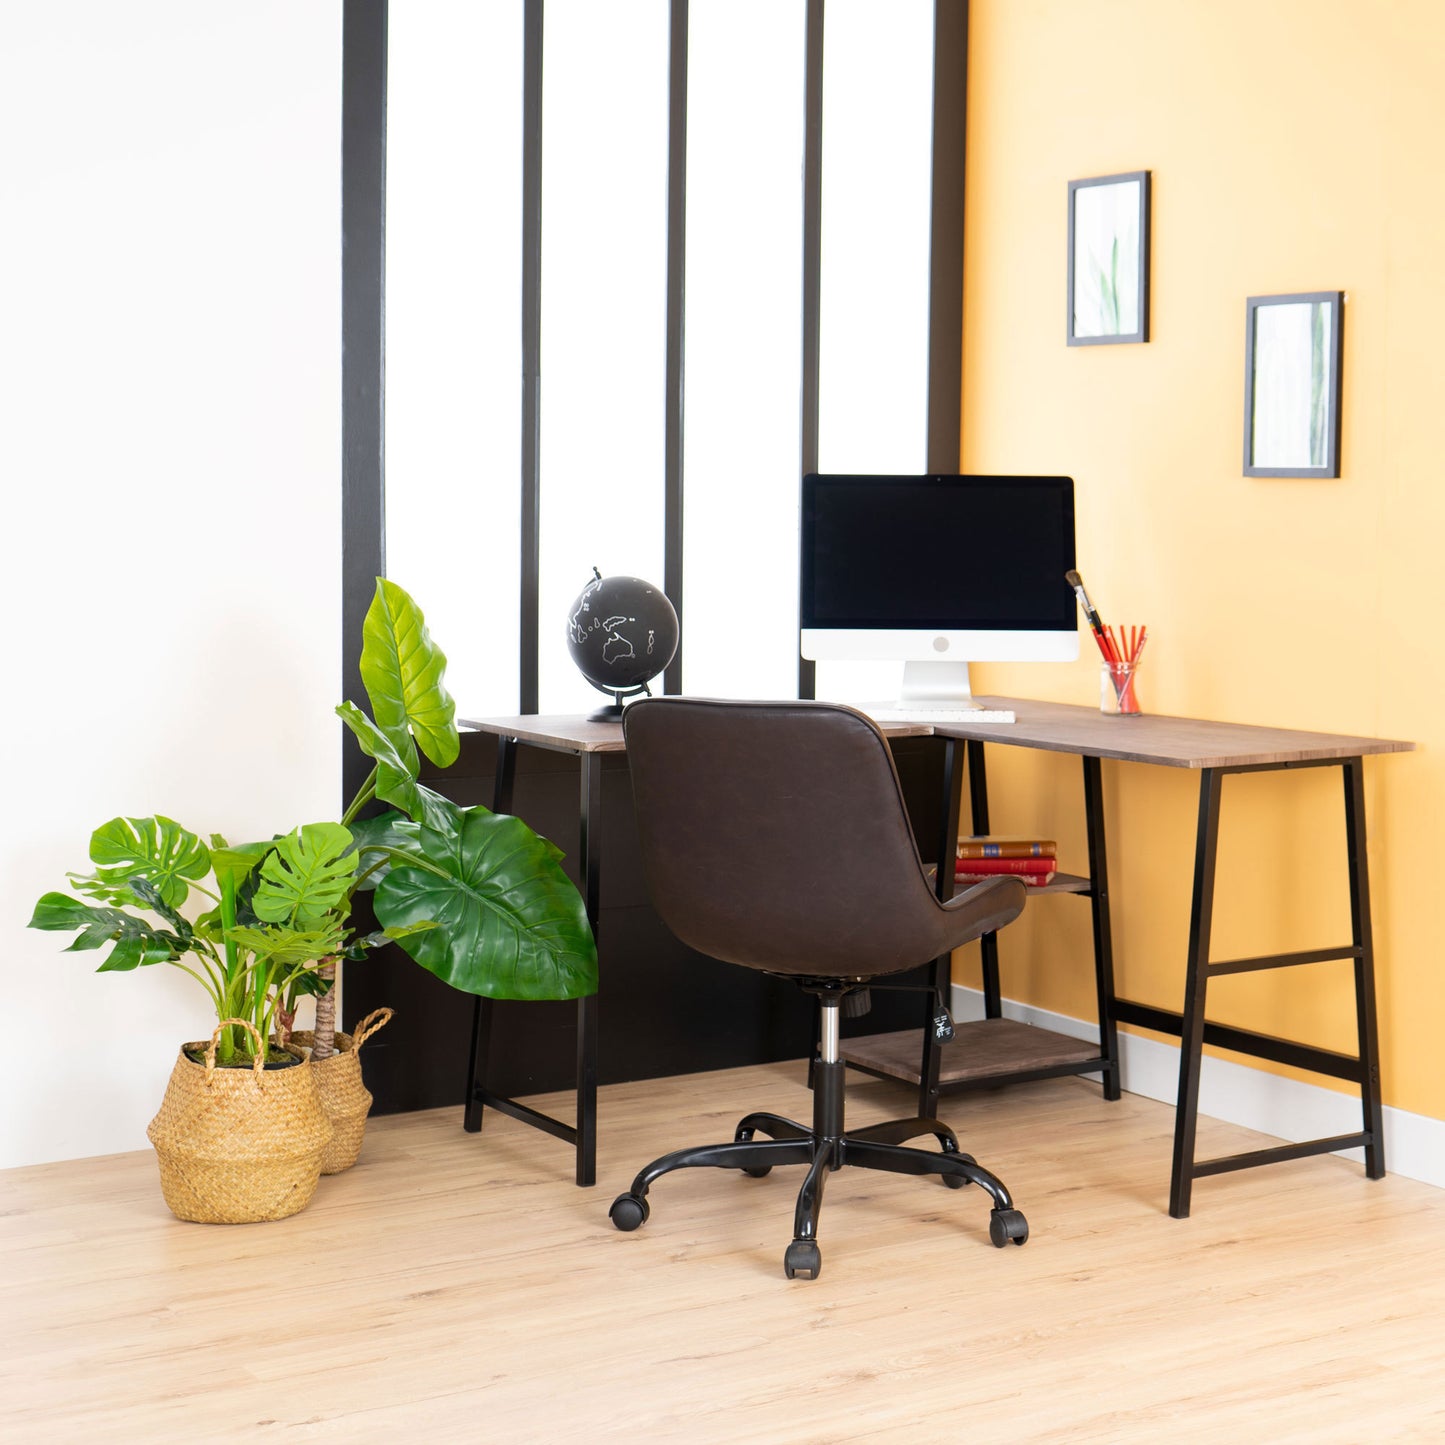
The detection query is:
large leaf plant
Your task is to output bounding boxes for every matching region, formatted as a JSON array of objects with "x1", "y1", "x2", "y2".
[{"x1": 29, "y1": 580, "x2": 599, "y2": 1065}]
